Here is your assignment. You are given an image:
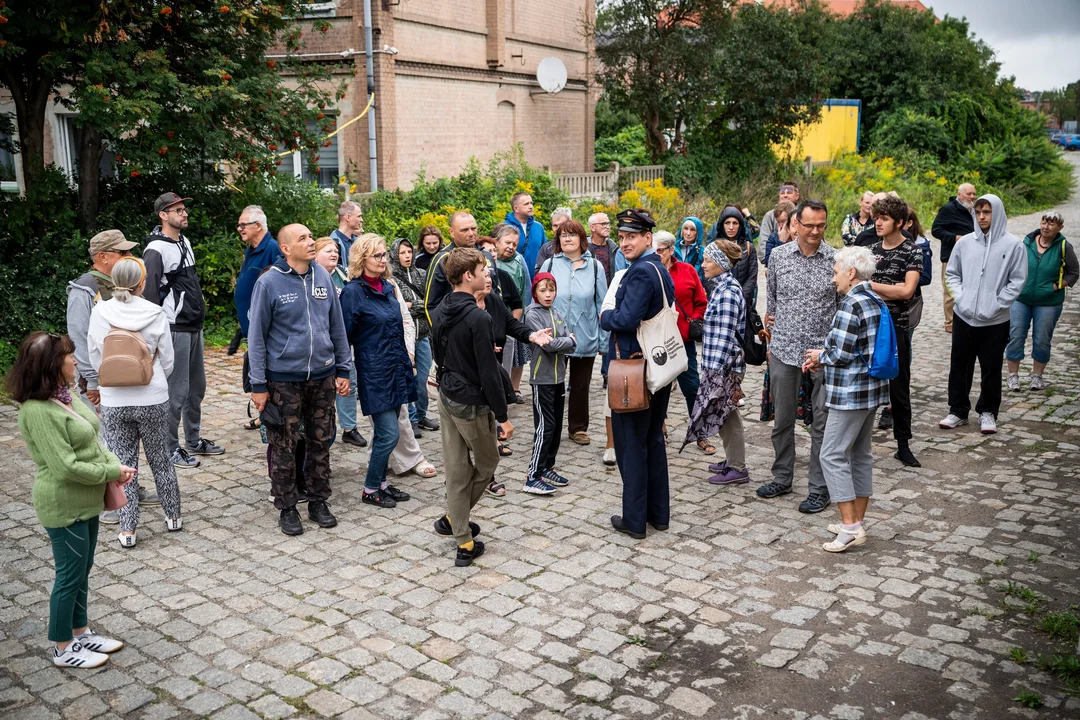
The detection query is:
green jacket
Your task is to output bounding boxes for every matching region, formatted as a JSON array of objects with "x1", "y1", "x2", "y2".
[
  {"x1": 1017, "y1": 231, "x2": 1079, "y2": 307},
  {"x1": 18, "y1": 399, "x2": 121, "y2": 528}
]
